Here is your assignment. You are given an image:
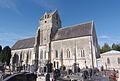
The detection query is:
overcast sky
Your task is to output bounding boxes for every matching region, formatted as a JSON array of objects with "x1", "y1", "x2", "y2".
[{"x1": 0, "y1": 0, "x2": 120, "y2": 47}]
